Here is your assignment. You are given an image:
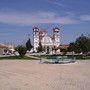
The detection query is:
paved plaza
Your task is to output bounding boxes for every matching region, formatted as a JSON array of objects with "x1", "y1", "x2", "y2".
[{"x1": 0, "y1": 60, "x2": 90, "y2": 90}]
